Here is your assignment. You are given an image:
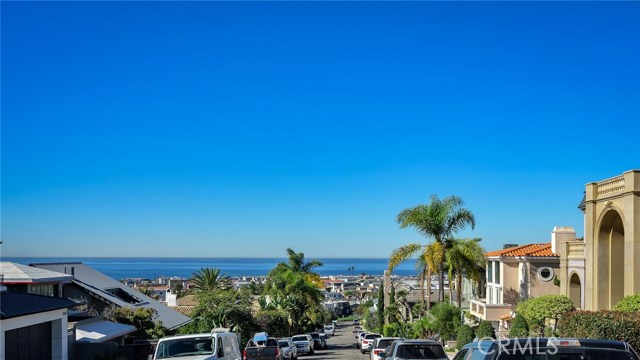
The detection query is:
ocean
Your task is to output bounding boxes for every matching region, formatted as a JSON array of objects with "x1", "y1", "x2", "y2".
[{"x1": 3, "y1": 257, "x2": 421, "y2": 280}]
